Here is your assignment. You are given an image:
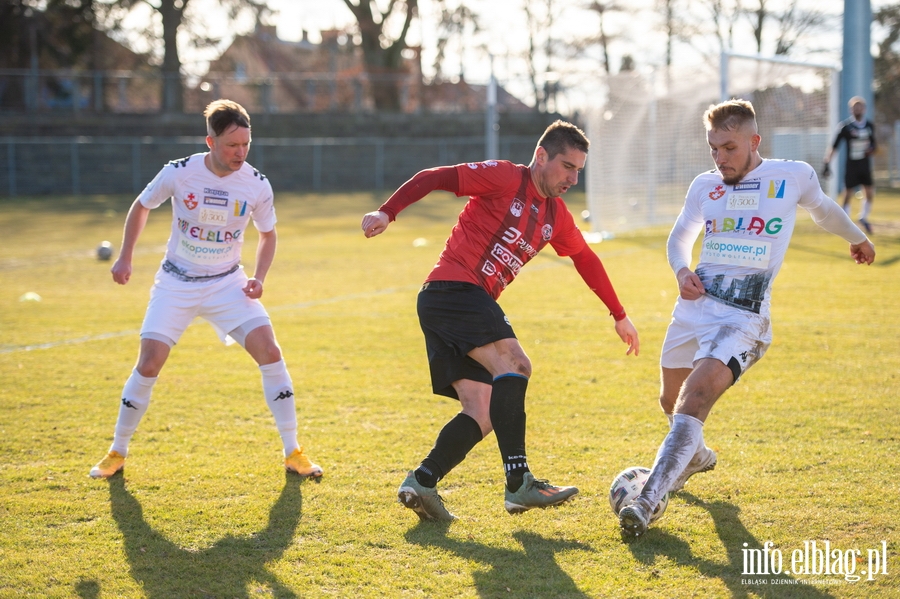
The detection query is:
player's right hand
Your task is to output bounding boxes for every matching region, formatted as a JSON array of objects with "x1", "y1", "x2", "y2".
[
  {"x1": 676, "y1": 267, "x2": 705, "y2": 300},
  {"x1": 361, "y1": 211, "x2": 390, "y2": 238},
  {"x1": 110, "y1": 258, "x2": 132, "y2": 285}
]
